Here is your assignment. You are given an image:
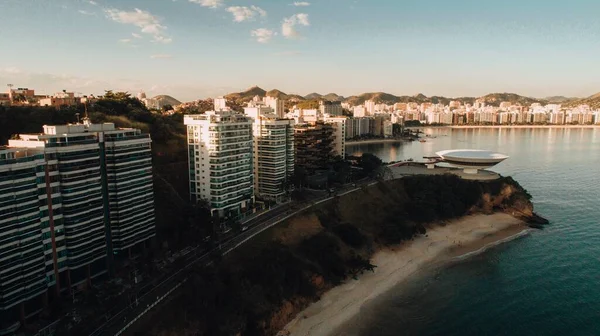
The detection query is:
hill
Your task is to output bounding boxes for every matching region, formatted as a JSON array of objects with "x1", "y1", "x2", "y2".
[
  {"x1": 343, "y1": 92, "x2": 475, "y2": 106},
  {"x1": 304, "y1": 92, "x2": 322, "y2": 100},
  {"x1": 321, "y1": 93, "x2": 344, "y2": 102},
  {"x1": 544, "y1": 96, "x2": 579, "y2": 104},
  {"x1": 152, "y1": 95, "x2": 181, "y2": 107},
  {"x1": 564, "y1": 92, "x2": 600, "y2": 109},
  {"x1": 224, "y1": 86, "x2": 267, "y2": 102},
  {"x1": 477, "y1": 93, "x2": 546, "y2": 107}
]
